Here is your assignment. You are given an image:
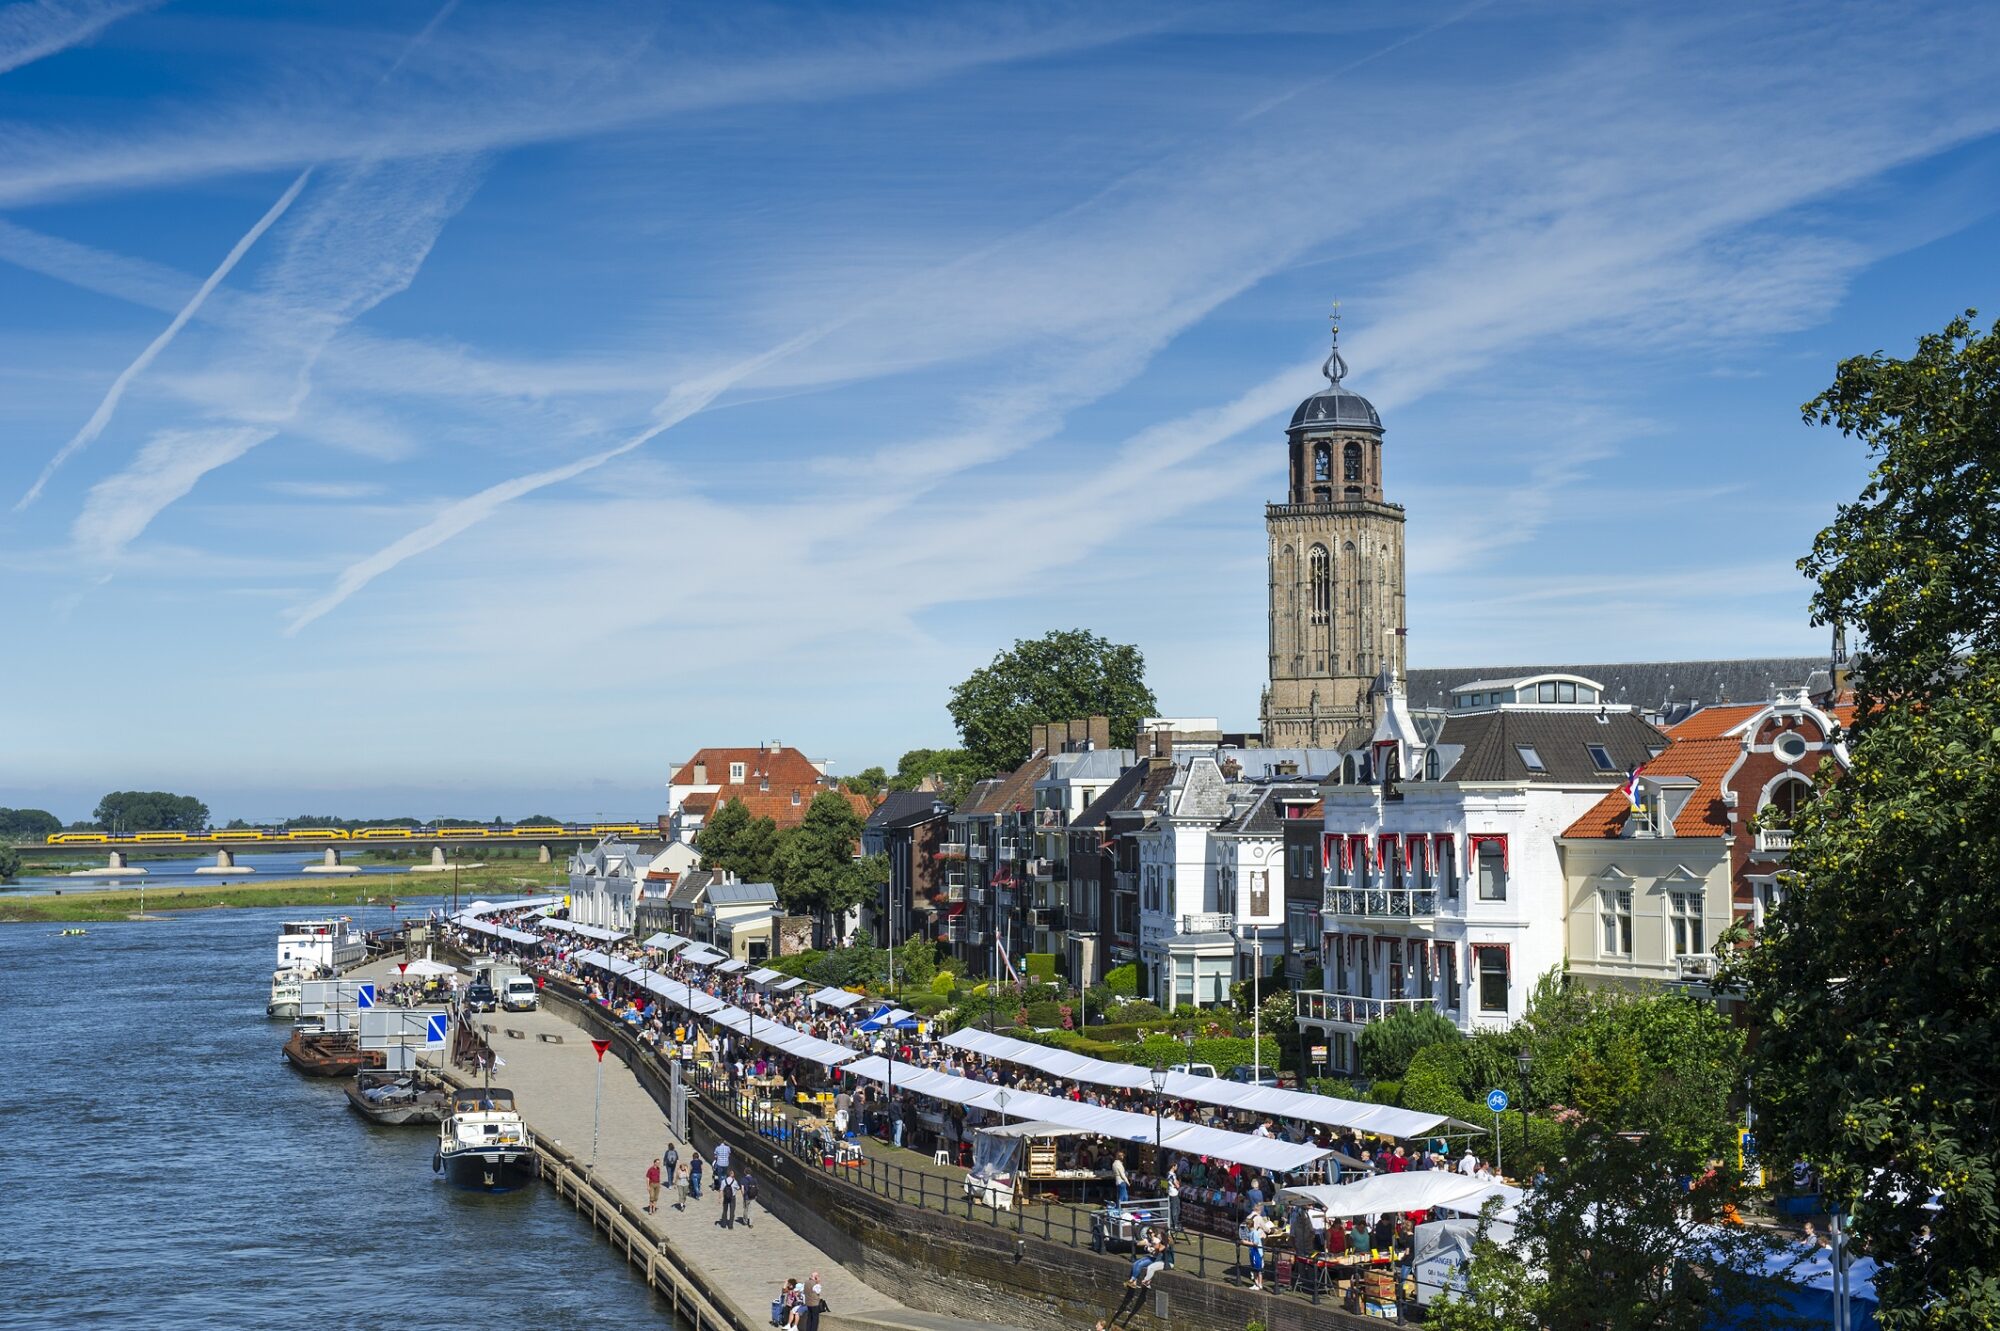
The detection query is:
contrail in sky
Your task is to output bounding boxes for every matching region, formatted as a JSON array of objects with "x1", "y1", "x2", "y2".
[
  {"x1": 0, "y1": 0, "x2": 158, "y2": 77},
  {"x1": 16, "y1": 168, "x2": 312, "y2": 510}
]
